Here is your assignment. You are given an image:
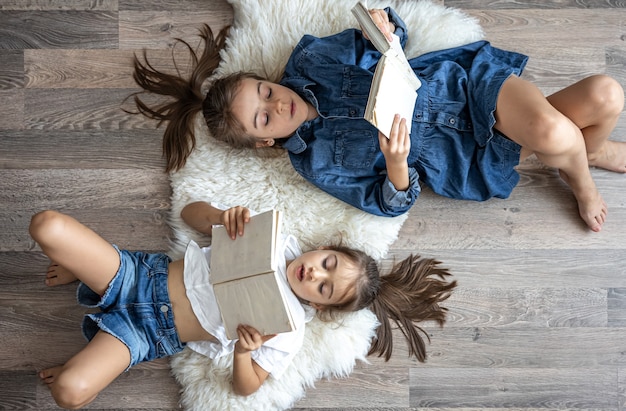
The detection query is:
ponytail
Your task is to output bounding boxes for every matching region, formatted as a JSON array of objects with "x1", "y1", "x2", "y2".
[
  {"x1": 368, "y1": 255, "x2": 456, "y2": 362},
  {"x1": 126, "y1": 24, "x2": 229, "y2": 172}
]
